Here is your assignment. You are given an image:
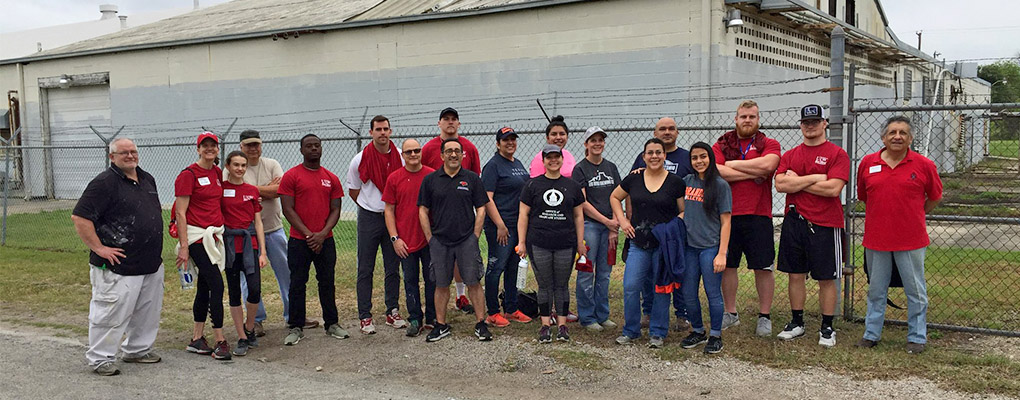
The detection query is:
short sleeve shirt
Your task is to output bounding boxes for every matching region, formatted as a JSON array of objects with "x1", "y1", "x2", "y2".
[
  {"x1": 345, "y1": 149, "x2": 404, "y2": 213},
  {"x1": 712, "y1": 134, "x2": 782, "y2": 216},
  {"x1": 857, "y1": 150, "x2": 943, "y2": 251},
  {"x1": 682, "y1": 174, "x2": 733, "y2": 249},
  {"x1": 776, "y1": 141, "x2": 850, "y2": 228},
  {"x1": 481, "y1": 153, "x2": 529, "y2": 229},
  {"x1": 175, "y1": 163, "x2": 224, "y2": 228},
  {"x1": 572, "y1": 158, "x2": 622, "y2": 223},
  {"x1": 619, "y1": 172, "x2": 685, "y2": 249},
  {"x1": 221, "y1": 180, "x2": 262, "y2": 253},
  {"x1": 520, "y1": 175, "x2": 585, "y2": 250},
  {"x1": 631, "y1": 147, "x2": 693, "y2": 178},
  {"x1": 381, "y1": 166, "x2": 435, "y2": 253},
  {"x1": 421, "y1": 136, "x2": 482, "y2": 175},
  {"x1": 417, "y1": 168, "x2": 489, "y2": 246},
  {"x1": 529, "y1": 149, "x2": 576, "y2": 178},
  {"x1": 73, "y1": 166, "x2": 163, "y2": 276},
  {"x1": 227, "y1": 157, "x2": 284, "y2": 233},
  {"x1": 278, "y1": 165, "x2": 344, "y2": 239}
]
